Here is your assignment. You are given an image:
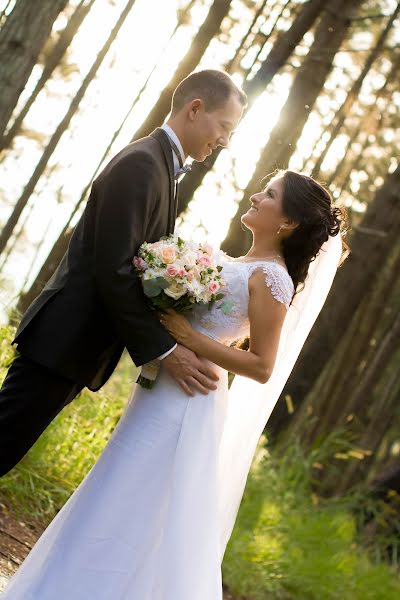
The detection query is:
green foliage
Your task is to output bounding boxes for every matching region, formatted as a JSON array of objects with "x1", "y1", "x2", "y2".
[
  {"x1": 0, "y1": 325, "x2": 16, "y2": 377},
  {"x1": 222, "y1": 436, "x2": 400, "y2": 600},
  {"x1": 142, "y1": 276, "x2": 169, "y2": 298},
  {"x1": 0, "y1": 325, "x2": 136, "y2": 519},
  {"x1": 1, "y1": 326, "x2": 399, "y2": 597}
]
